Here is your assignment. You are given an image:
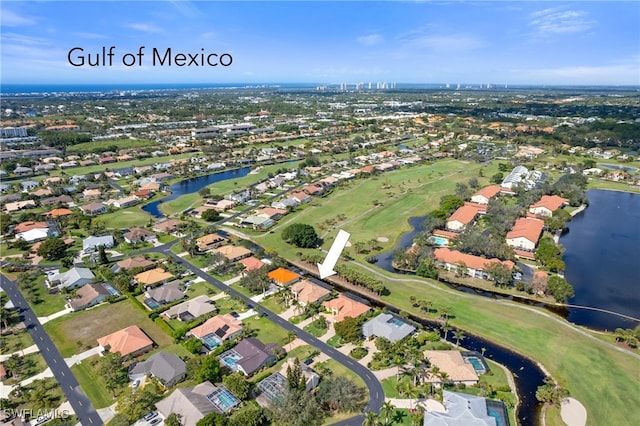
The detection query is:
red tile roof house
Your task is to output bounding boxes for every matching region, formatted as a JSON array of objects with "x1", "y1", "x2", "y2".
[
  {"x1": 445, "y1": 203, "x2": 487, "y2": 232},
  {"x1": 97, "y1": 325, "x2": 154, "y2": 358},
  {"x1": 123, "y1": 227, "x2": 157, "y2": 244},
  {"x1": 470, "y1": 185, "x2": 502, "y2": 205},
  {"x1": 506, "y1": 217, "x2": 545, "y2": 252},
  {"x1": 528, "y1": 195, "x2": 570, "y2": 218},
  {"x1": 433, "y1": 247, "x2": 514, "y2": 280},
  {"x1": 322, "y1": 294, "x2": 371, "y2": 323},
  {"x1": 239, "y1": 256, "x2": 266, "y2": 275},
  {"x1": 290, "y1": 191, "x2": 312, "y2": 203},
  {"x1": 256, "y1": 207, "x2": 287, "y2": 220}
]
